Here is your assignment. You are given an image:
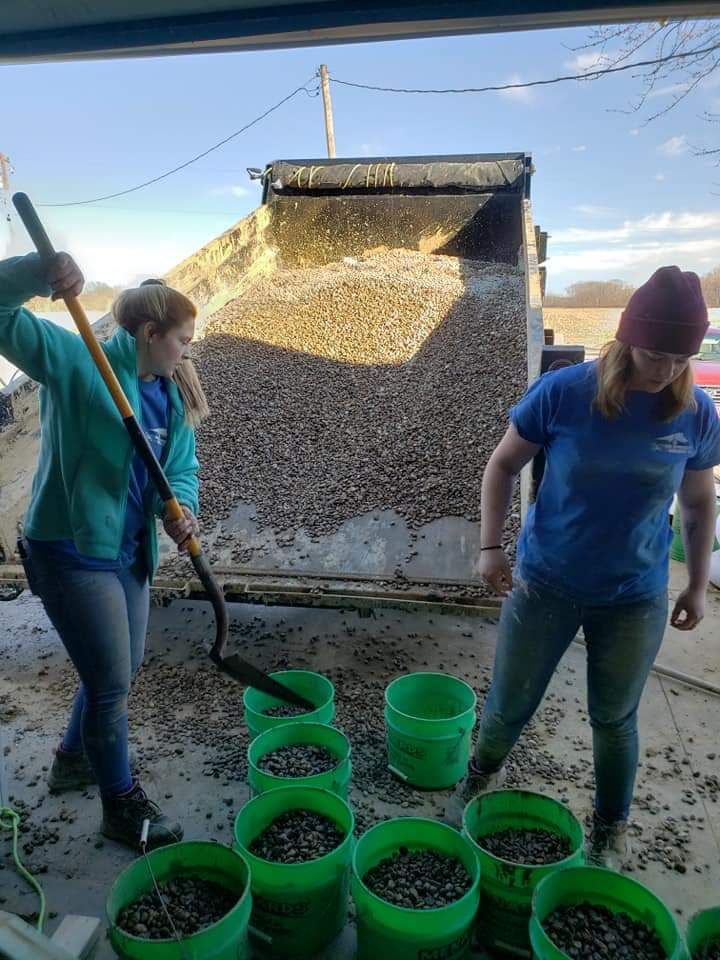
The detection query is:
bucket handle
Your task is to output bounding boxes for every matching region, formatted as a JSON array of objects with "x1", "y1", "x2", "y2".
[
  {"x1": 388, "y1": 764, "x2": 409, "y2": 781},
  {"x1": 249, "y1": 925, "x2": 273, "y2": 945}
]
